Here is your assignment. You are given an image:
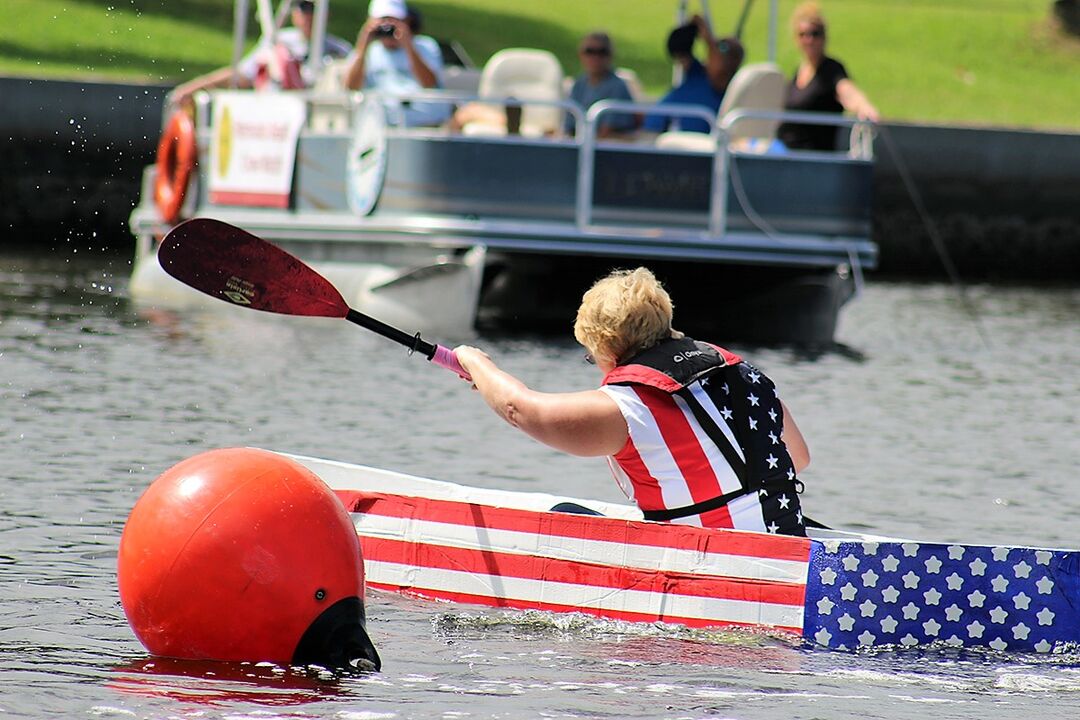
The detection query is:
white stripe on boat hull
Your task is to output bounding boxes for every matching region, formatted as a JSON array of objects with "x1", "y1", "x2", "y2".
[{"x1": 365, "y1": 559, "x2": 805, "y2": 629}]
